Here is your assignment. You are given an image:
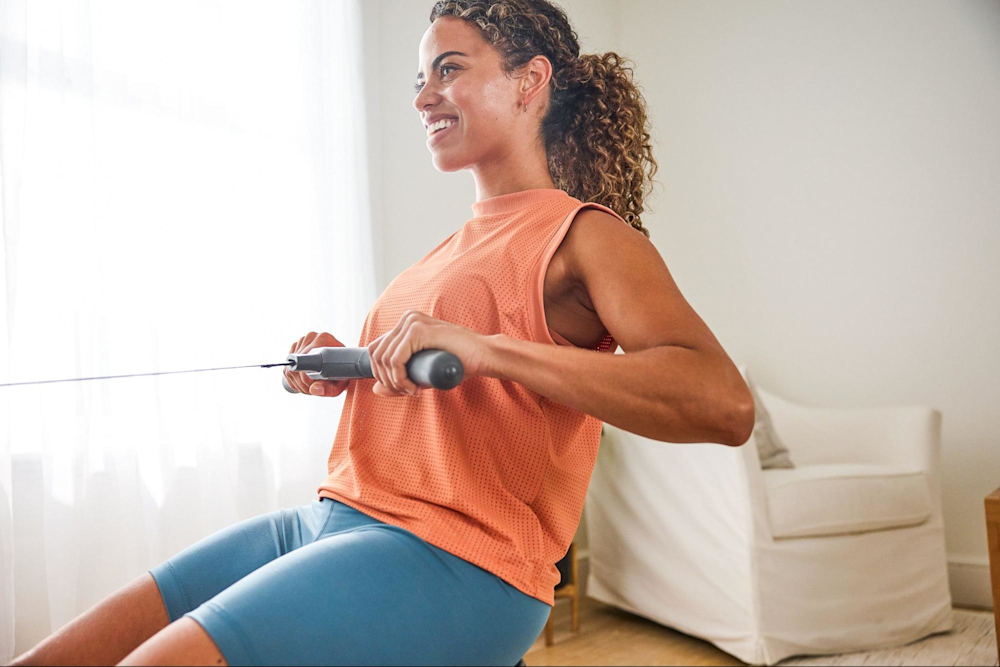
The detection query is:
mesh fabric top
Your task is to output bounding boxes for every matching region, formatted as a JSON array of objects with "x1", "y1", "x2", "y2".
[{"x1": 317, "y1": 188, "x2": 624, "y2": 606}]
